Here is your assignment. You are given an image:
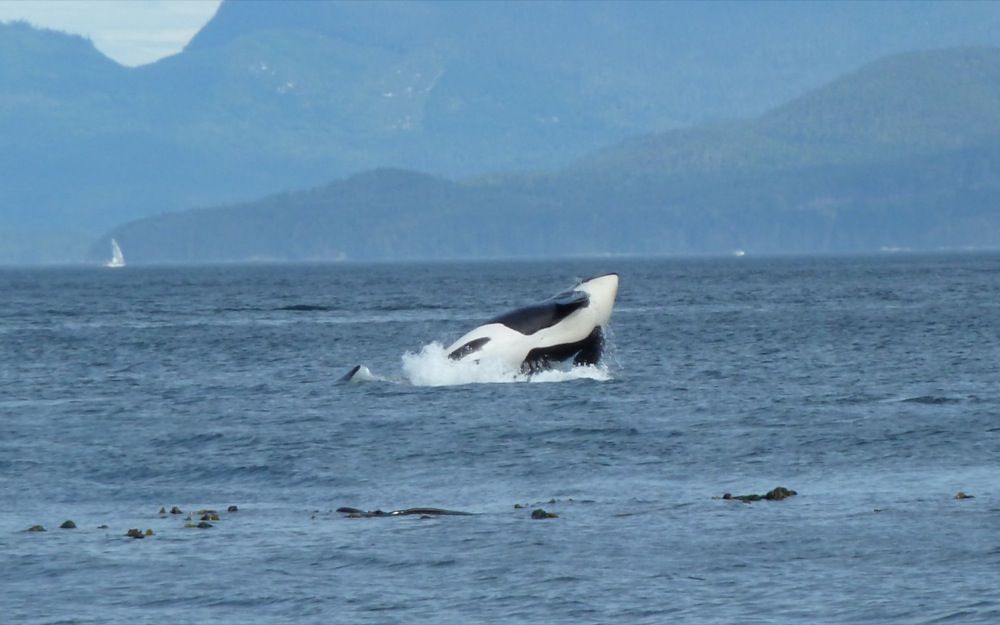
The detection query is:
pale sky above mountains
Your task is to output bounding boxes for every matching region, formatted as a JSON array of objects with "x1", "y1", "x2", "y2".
[{"x1": 0, "y1": 0, "x2": 221, "y2": 66}]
